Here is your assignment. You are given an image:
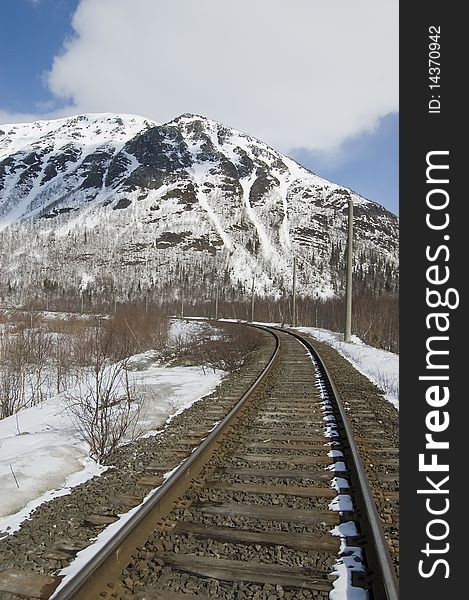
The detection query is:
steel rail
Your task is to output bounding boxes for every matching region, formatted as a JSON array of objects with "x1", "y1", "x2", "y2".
[
  {"x1": 49, "y1": 321, "x2": 397, "y2": 600},
  {"x1": 281, "y1": 327, "x2": 399, "y2": 600},
  {"x1": 50, "y1": 327, "x2": 280, "y2": 600}
]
